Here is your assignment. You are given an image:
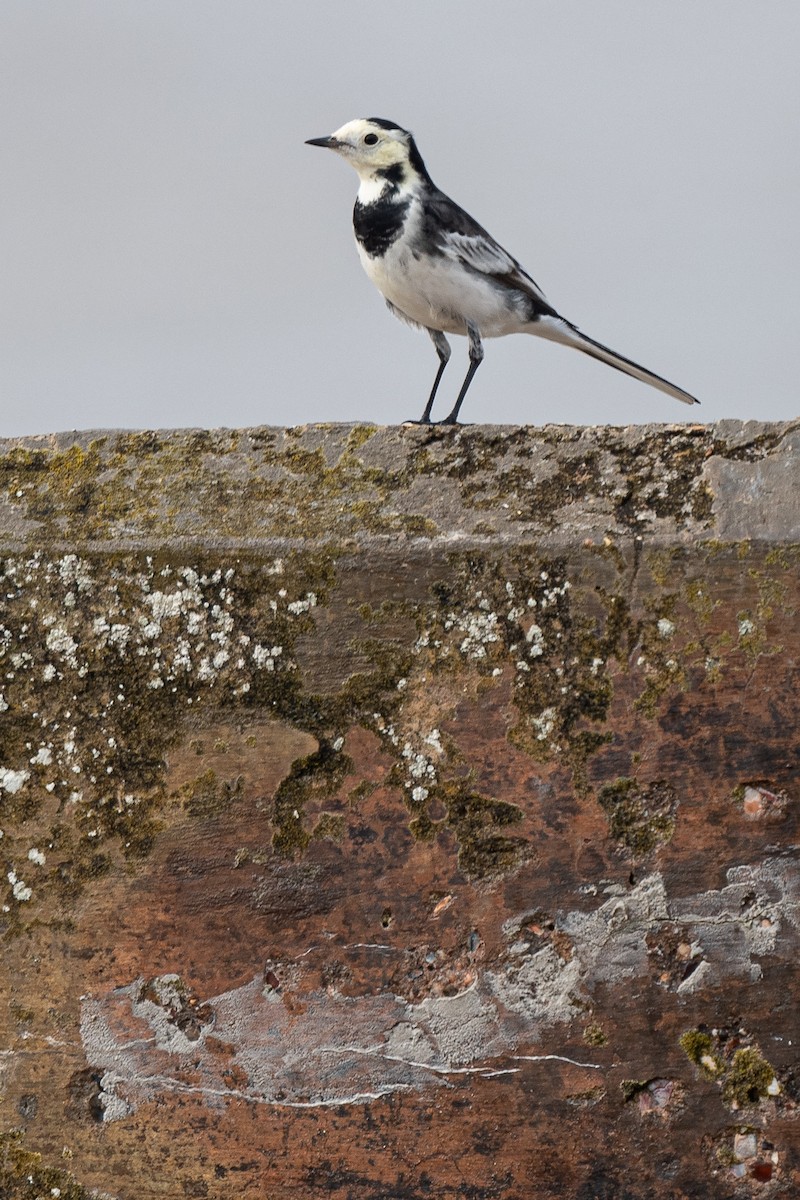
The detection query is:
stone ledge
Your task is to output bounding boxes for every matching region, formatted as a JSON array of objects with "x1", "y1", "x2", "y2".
[
  {"x1": 1, "y1": 420, "x2": 797, "y2": 549},
  {"x1": 0, "y1": 422, "x2": 798, "y2": 1199}
]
